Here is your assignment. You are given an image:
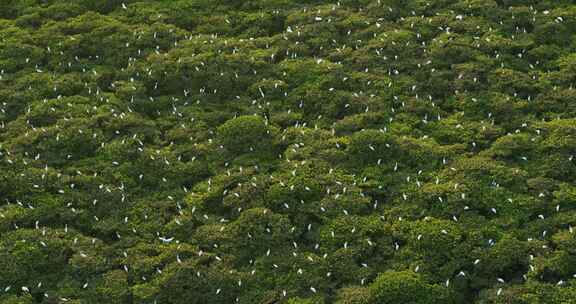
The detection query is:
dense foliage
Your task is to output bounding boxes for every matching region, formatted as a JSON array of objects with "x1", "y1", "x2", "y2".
[{"x1": 1, "y1": 0, "x2": 576, "y2": 303}]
